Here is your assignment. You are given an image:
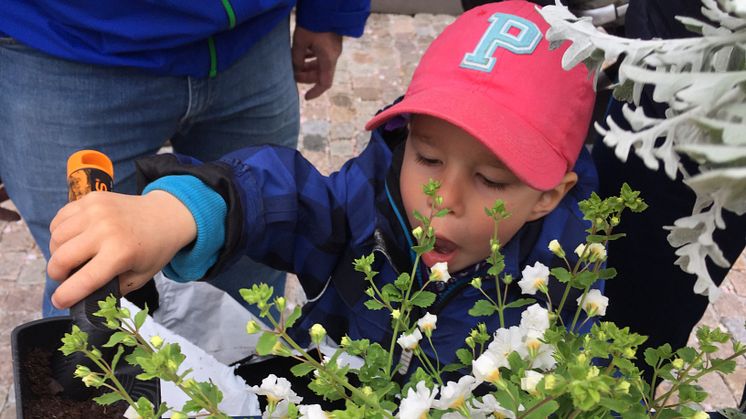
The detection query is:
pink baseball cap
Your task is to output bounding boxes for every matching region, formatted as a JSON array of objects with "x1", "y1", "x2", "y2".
[{"x1": 365, "y1": 1, "x2": 596, "y2": 191}]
